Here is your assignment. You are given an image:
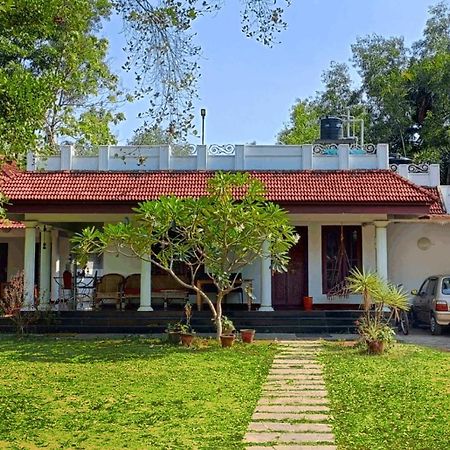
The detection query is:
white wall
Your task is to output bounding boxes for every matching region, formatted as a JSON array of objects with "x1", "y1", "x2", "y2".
[
  {"x1": 0, "y1": 236, "x2": 24, "y2": 279},
  {"x1": 388, "y1": 222, "x2": 450, "y2": 292},
  {"x1": 103, "y1": 252, "x2": 141, "y2": 276}
]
